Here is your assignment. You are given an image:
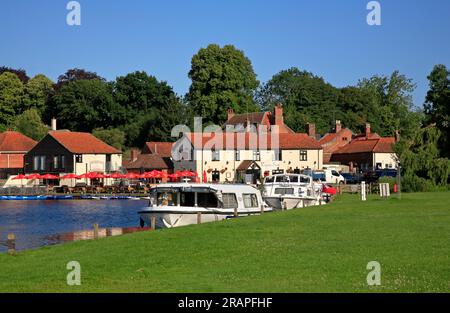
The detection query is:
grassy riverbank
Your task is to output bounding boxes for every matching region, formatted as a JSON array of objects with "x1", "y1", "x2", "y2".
[{"x1": 0, "y1": 192, "x2": 449, "y2": 292}]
